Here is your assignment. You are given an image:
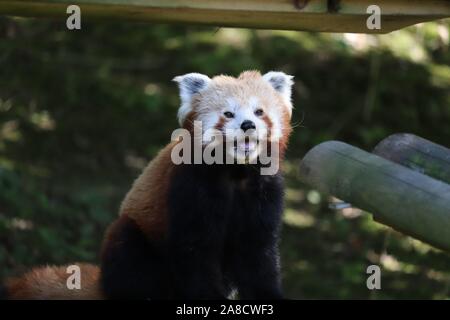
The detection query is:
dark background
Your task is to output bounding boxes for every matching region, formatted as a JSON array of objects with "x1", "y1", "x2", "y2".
[{"x1": 0, "y1": 17, "x2": 449, "y2": 299}]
